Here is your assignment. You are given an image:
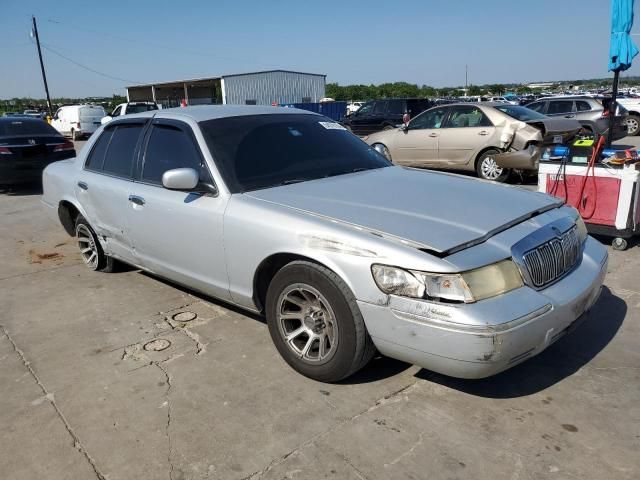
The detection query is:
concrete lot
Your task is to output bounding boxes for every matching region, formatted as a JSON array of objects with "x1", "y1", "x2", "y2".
[{"x1": 1, "y1": 141, "x2": 639, "y2": 480}]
